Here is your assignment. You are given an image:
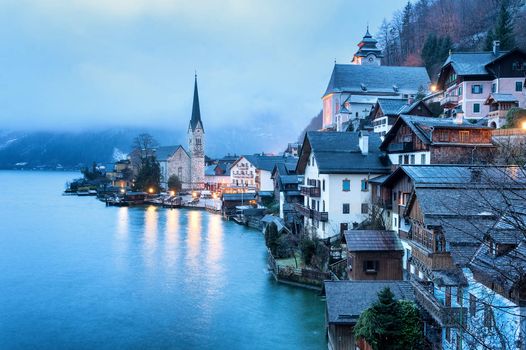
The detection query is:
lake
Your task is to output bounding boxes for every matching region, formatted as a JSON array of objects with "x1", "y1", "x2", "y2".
[{"x1": 0, "y1": 171, "x2": 325, "y2": 349}]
